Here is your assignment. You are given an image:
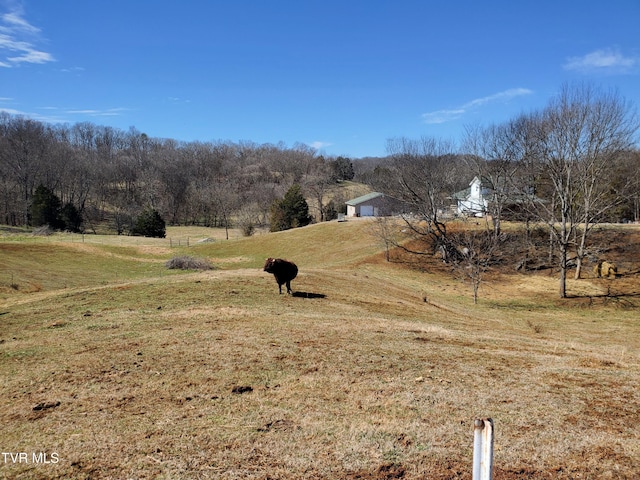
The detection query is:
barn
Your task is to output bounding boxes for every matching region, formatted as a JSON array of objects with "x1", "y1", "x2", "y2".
[{"x1": 345, "y1": 192, "x2": 407, "y2": 218}]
